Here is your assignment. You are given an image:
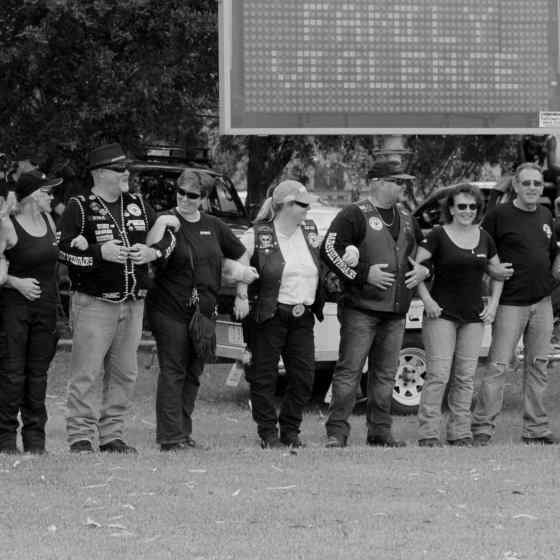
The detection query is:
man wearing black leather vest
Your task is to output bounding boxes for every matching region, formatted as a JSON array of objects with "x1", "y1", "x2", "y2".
[
  {"x1": 59, "y1": 143, "x2": 174, "y2": 454},
  {"x1": 321, "y1": 162, "x2": 428, "y2": 448}
]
